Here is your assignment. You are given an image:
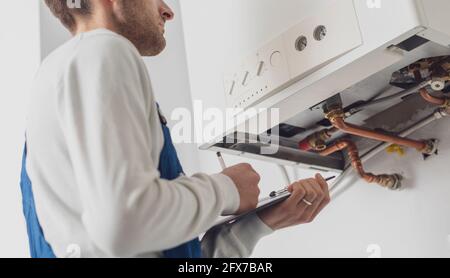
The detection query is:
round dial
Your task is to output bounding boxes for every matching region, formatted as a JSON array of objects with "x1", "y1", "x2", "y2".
[
  {"x1": 270, "y1": 51, "x2": 283, "y2": 67},
  {"x1": 295, "y1": 36, "x2": 308, "y2": 52}
]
